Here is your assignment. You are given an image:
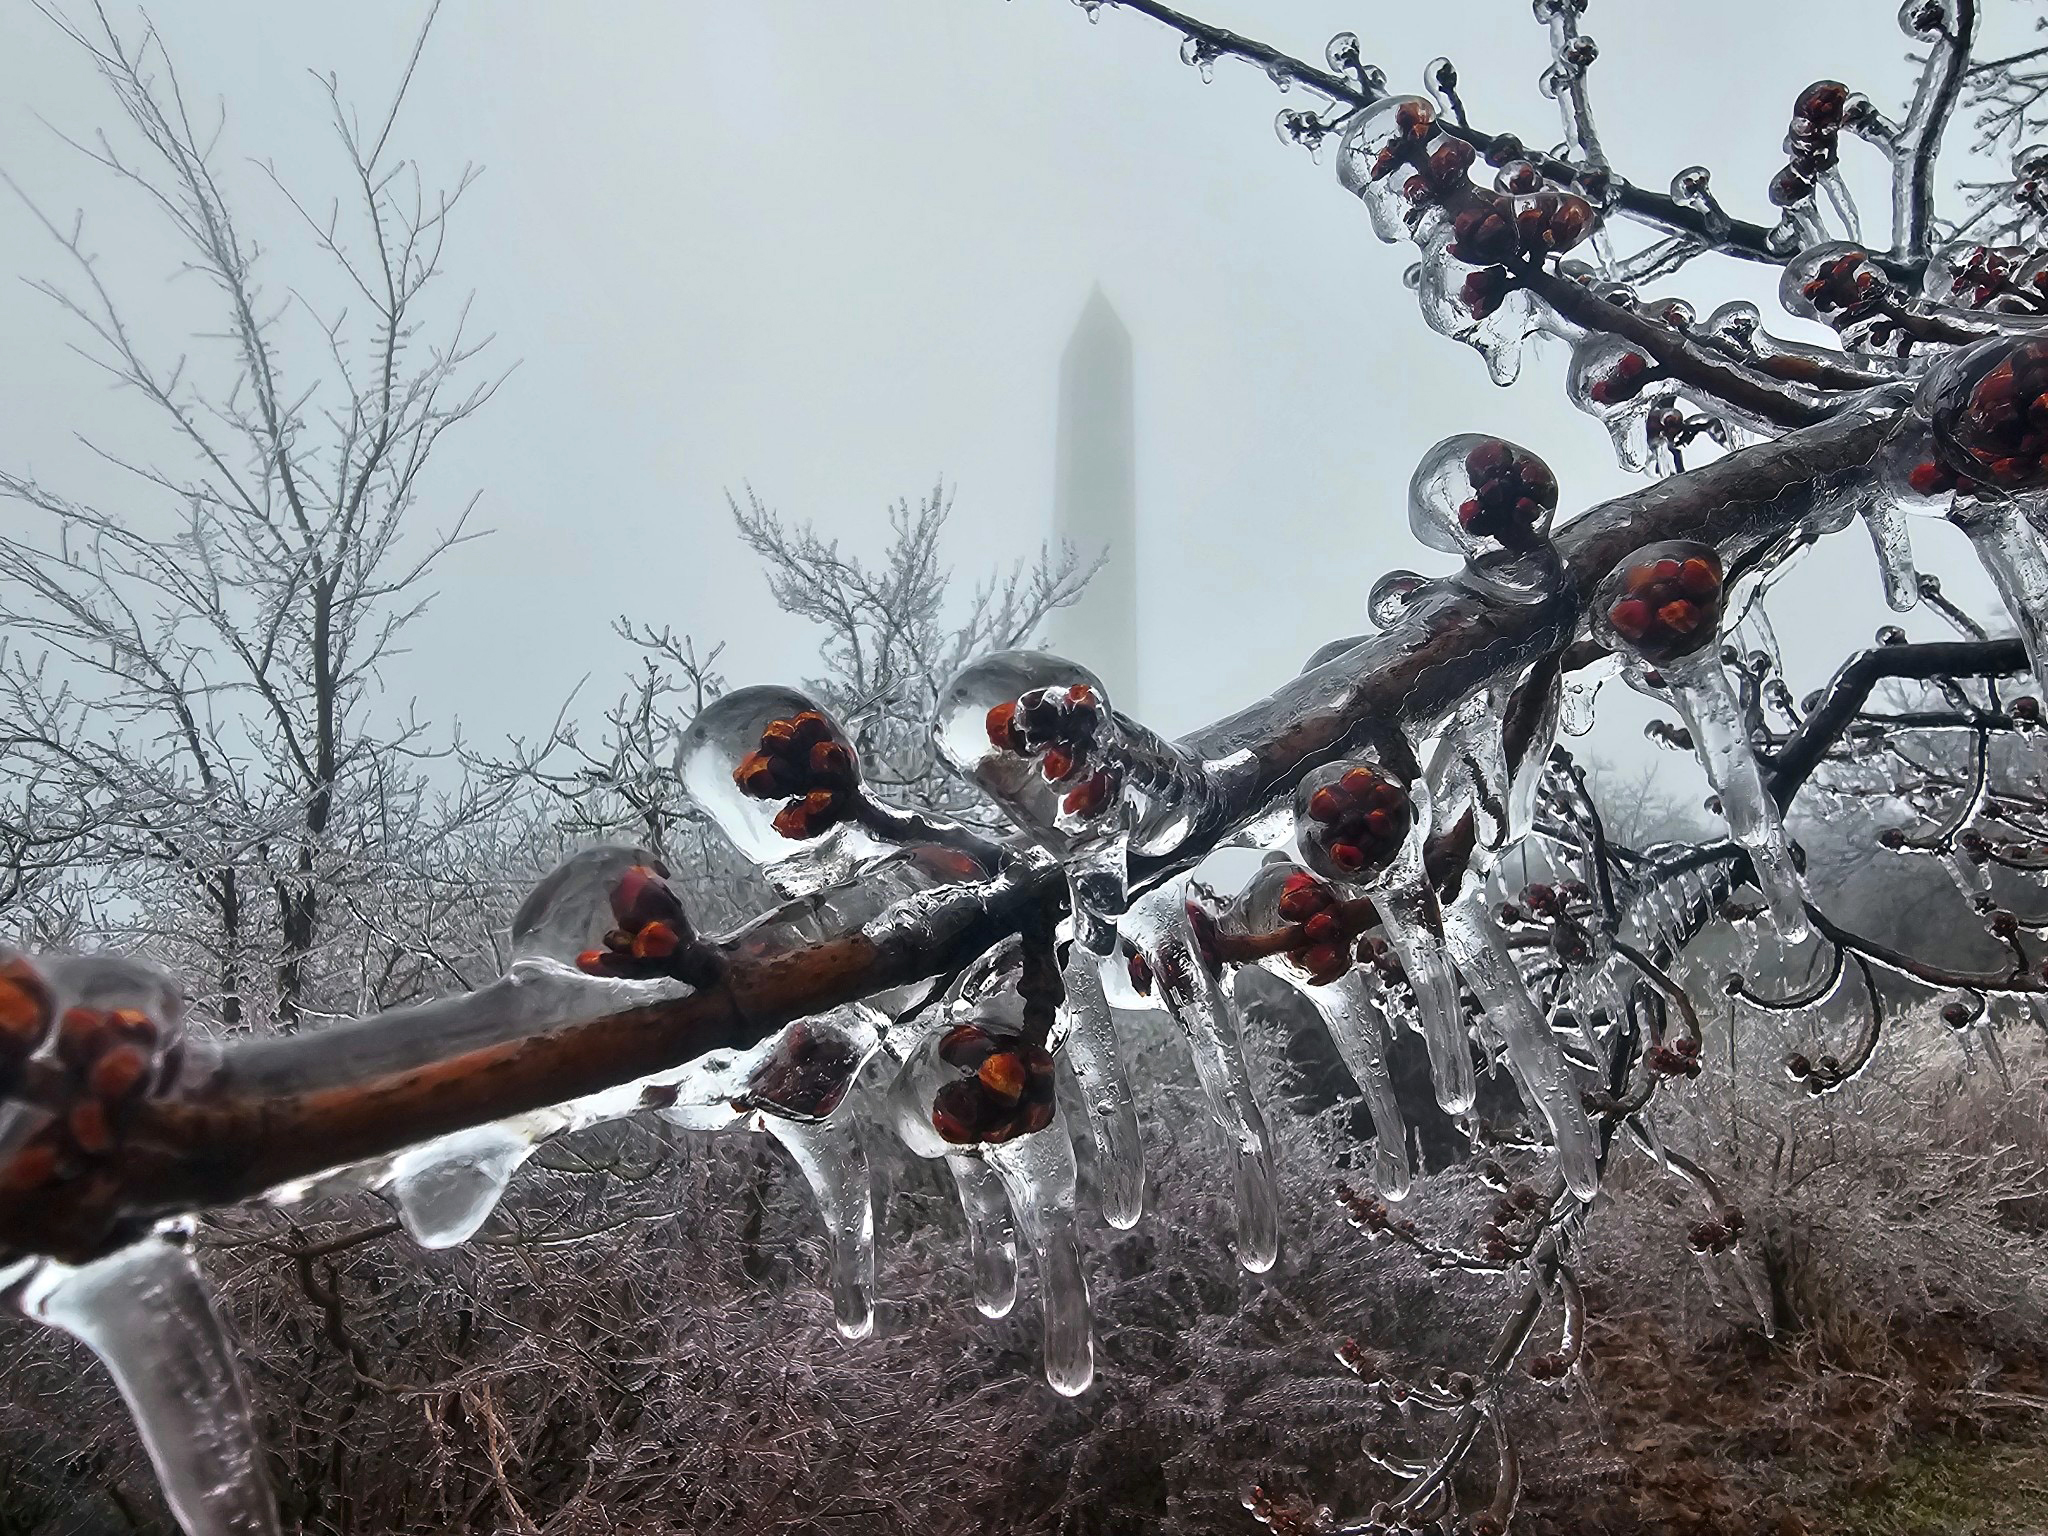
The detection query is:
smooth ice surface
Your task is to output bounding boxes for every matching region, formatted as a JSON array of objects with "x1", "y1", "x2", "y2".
[
  {"x1": 1123, "y1": 881, "x2": 1281, "y2": 1272},
  {"x1": 21, "y1": 1235, "x2": 281, "y2": 1536},
  {"x1": 1958, "y1": 496, "x2": 2048, "y2": 706},
  {"x1": 386, "y1": 1120, "x2": 540, "y2": 1249},
  {"x1": 1059, "y1": 951, "x2": 1146, "y2": 1228},
  {"x1": 946, "y1": 1153, "x2": 1020, "y2": 1318},
  {"x1": 1660, "y1": 650, "x2": 1812, "y2": 941},
  {"x1": 764, "y1": 1112, "x2": 877, "y2": 1339},
  {"x1": 987, "y1": 1121, "x2": 1095, "y2": 1396},
  {"x1": 1443, "y1": 895, "x2": 1600, "y2": 1200},
  {"x1": 1295, "y1": 969, "x2": 1411, "y2": 1199}
]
